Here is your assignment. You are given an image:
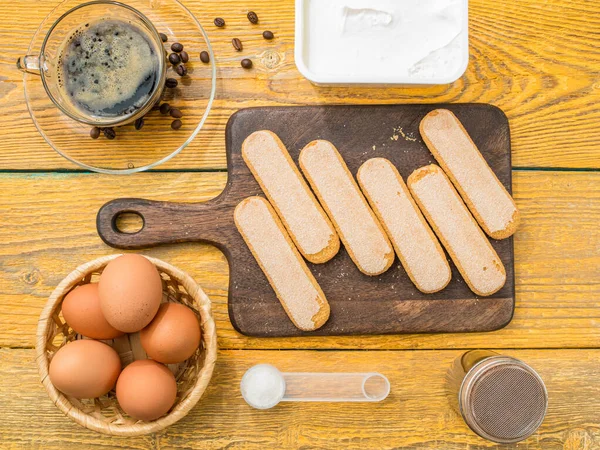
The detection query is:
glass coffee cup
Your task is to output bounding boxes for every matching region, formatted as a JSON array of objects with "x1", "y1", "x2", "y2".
[
  {"x1": 18, "y1": 0, "x2": 216, "y2": 174},
  {"x1": 17, "y1": 1, "x2": 166, "y2": 128}
]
